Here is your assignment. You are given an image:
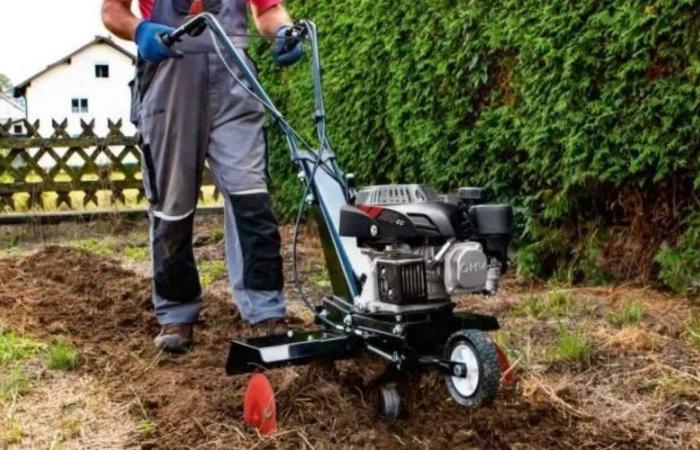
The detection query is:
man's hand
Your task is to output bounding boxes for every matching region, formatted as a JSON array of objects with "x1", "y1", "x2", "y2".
[
  {"x1": 250, "y1": 3, "x2": 303, "y2": 67},
  {"x1": 135, "y1": 21, "x2": 178, "y2": 63},
  {"x1": 271, "y1": 26, "x2": 303, "y2": 66}
]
